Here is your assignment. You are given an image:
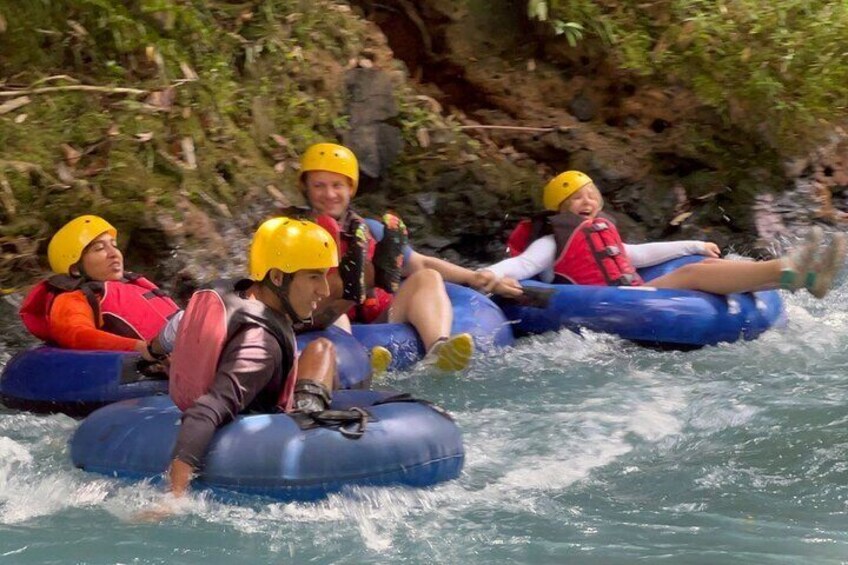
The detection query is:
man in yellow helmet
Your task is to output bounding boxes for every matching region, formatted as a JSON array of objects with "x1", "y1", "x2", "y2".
[
  {"x1": 296, "y1": 142, "x2": 522, "y2": 371},
  {"x1": 164, "y1": 217, "x2": 339, "y2": 497}
]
